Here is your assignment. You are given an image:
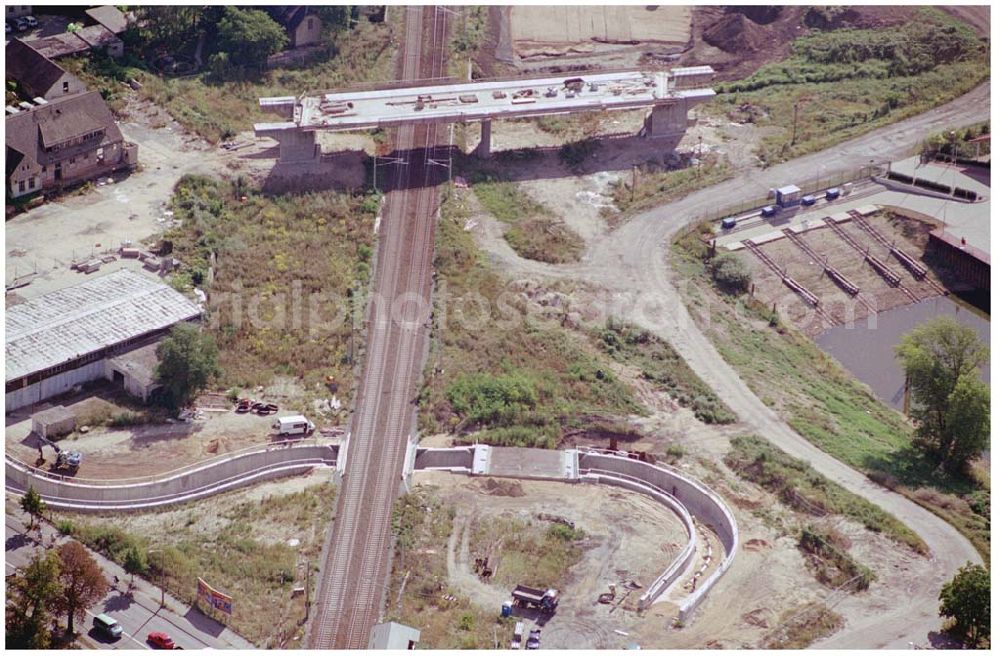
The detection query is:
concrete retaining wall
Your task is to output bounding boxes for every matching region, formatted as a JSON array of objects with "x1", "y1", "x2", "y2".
[
  {"x1": 6, "y1": 444, "x2": 338, "y2": 511},
  {"x1": 578, "y1": 452, "x2": 738, "y2": 621},
  {"x1": 582, "y1": 472, "x2": 697, "y2": 610},
  {"x1": 413, "y1": 446, "x2": 474, "y2": 472}
]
